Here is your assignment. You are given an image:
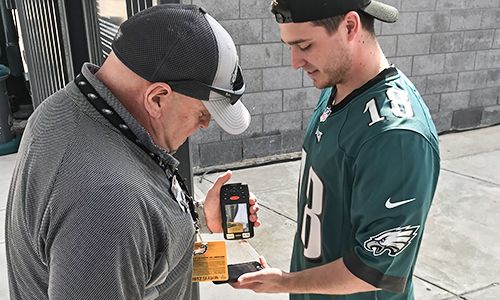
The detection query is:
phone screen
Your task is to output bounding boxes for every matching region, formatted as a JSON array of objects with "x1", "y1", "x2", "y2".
[{"x1": 224, "y1": 203, "x2": 250, "y2": 235}]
